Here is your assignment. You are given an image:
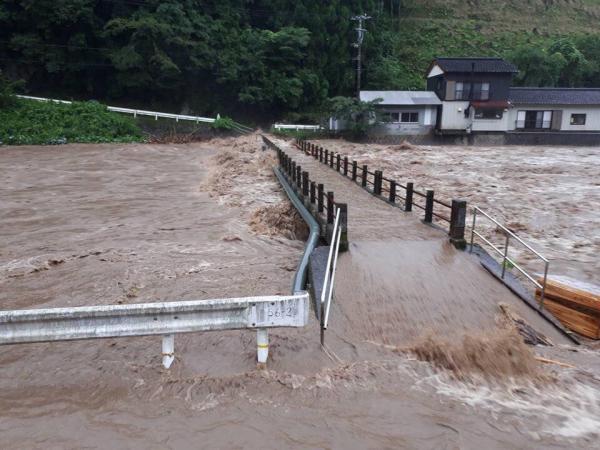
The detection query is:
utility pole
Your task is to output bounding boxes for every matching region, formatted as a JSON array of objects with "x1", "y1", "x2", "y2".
[{"x1": 351, "y1": 13, "x2": 371, "y2": 99}]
